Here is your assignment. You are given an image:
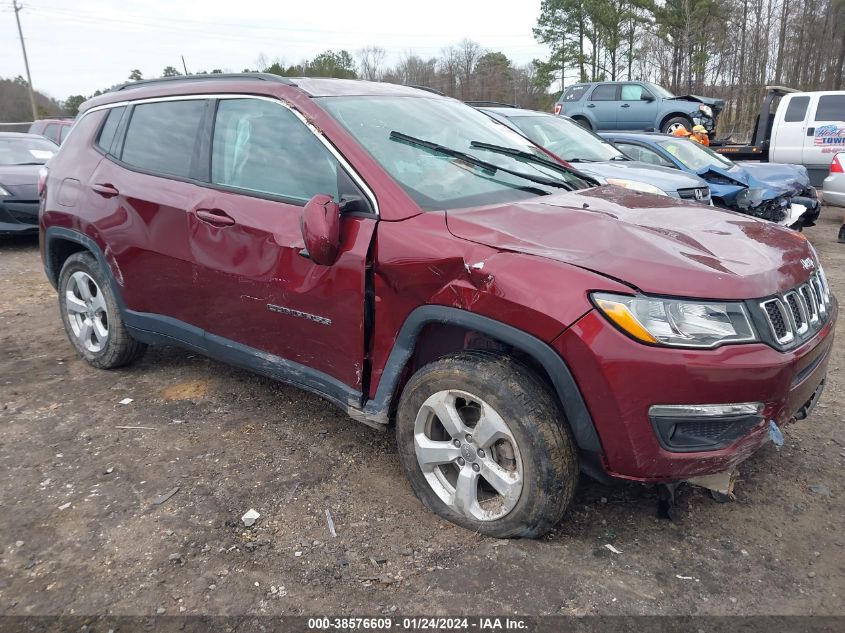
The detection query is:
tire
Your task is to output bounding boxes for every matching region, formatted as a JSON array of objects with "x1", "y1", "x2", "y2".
[
  {"x1": 572, "y1": 116, "x2": 592, "y2": 131},
  {"x1": 395, "y1": 351, "x2": 578, "y2": 538},
  {"x1": 58, "y1": 251, "x2": 147, "y2": 369},
  {"x1": 661, "y1": 116, "x2": 692, "y2": 134}
]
